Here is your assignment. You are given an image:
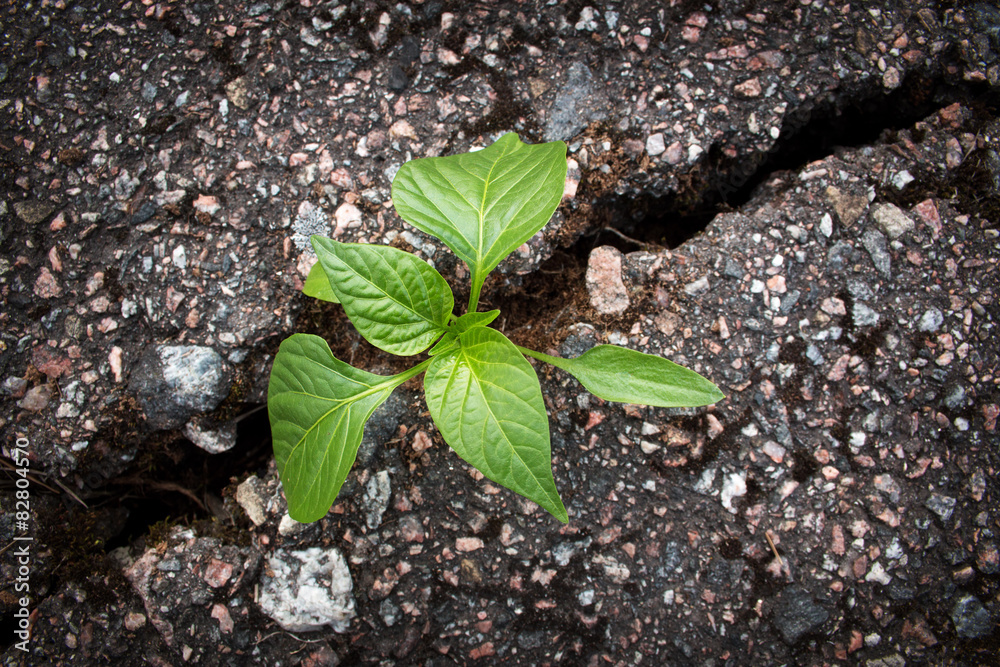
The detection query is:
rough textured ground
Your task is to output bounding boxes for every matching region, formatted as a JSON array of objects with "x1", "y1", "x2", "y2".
[{"x1": 1, "y1": 0, "x2": 999, "y2": 665}]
